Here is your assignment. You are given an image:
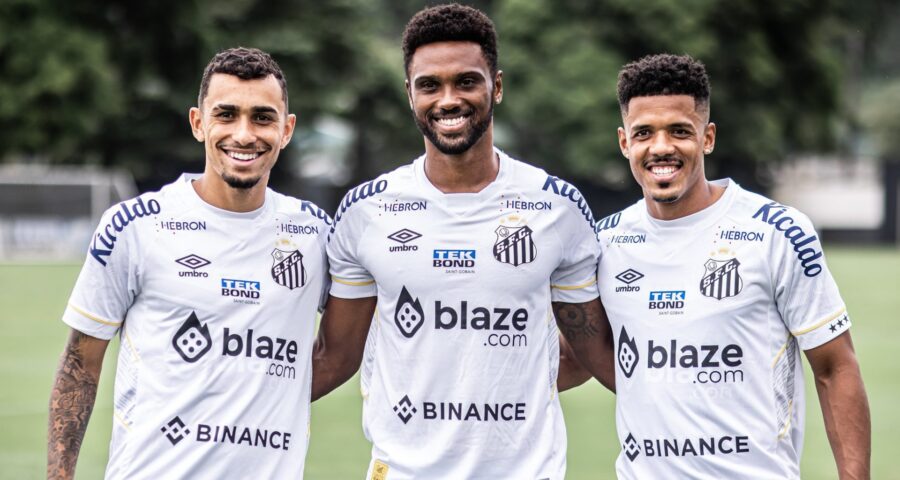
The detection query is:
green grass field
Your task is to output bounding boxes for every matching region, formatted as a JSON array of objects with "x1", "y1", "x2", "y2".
[{"x1": 1, "y1": 246, "x2": 896, "y2": 479}]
